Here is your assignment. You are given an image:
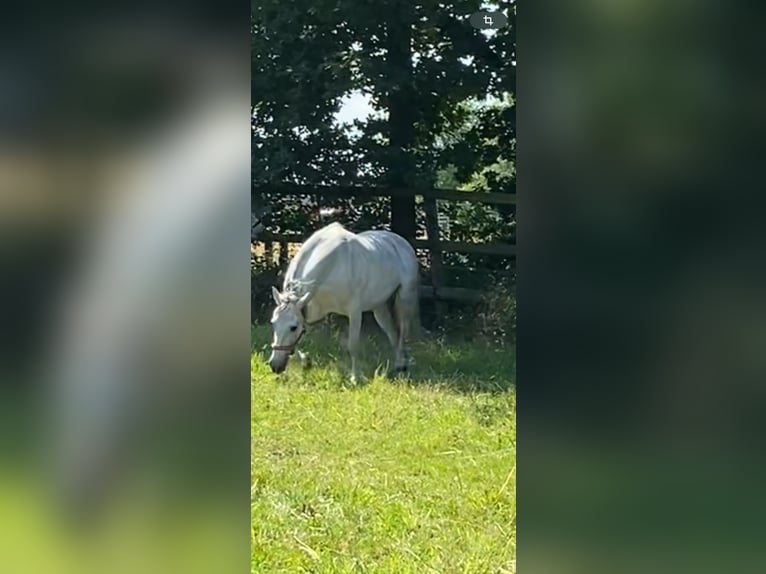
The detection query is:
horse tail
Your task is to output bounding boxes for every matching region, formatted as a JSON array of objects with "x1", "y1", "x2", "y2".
[
  {"x1": 388, "y1": 231, "x2": 421, "y2": 343},
  {"x1": 394, "y1": 277, "x2": 421, "y2": 343}
]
